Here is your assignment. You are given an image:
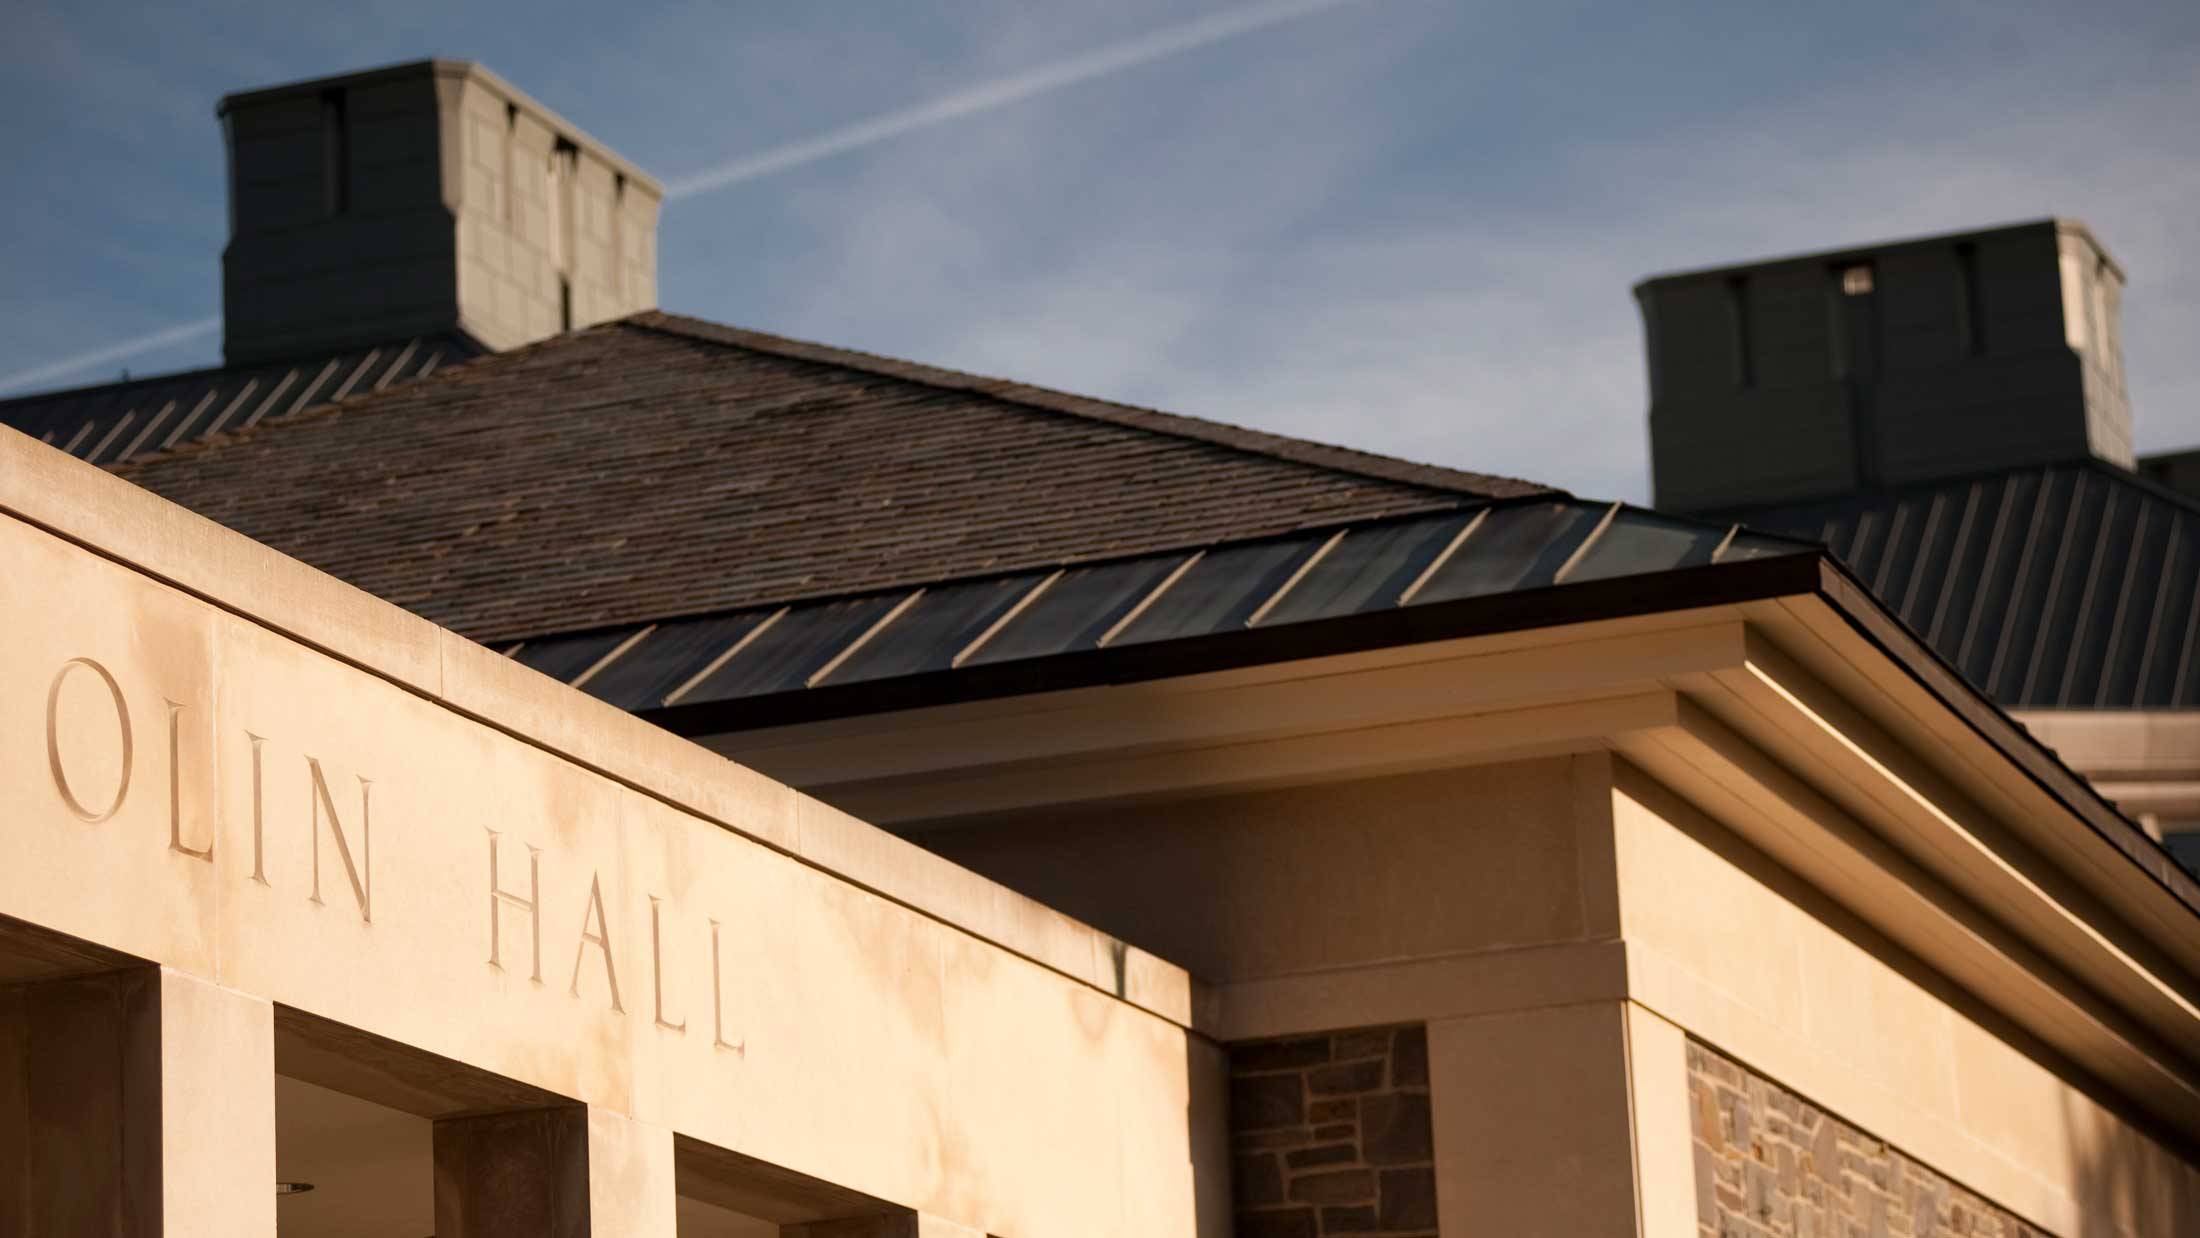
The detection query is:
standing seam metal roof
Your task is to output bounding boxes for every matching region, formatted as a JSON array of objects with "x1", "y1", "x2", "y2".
[
  {"x1": 502, "y1": 498, "x2": 1810, "y2": 721},
  {"x1": 1734, "y1": 460, "x2": 2200, "y2": 709},
  {"x1": 0, "y1": 334, "x2": 482, "y2": 470}
]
